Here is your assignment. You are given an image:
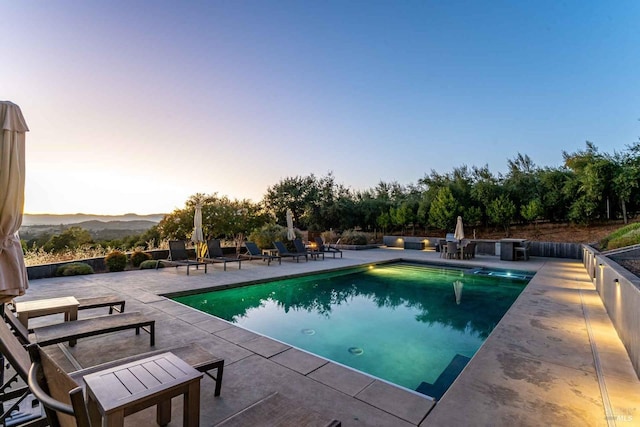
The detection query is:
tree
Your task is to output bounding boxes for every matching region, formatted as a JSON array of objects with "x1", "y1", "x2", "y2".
[
  {"x1": 43, "y1": 226, "x2": 93, "y2": 253},
  {"x1": 563, "y1": 142, "x2": 617, "y2": 224},
  {"x1": 469, "y1": 165, "x2": 501, "y2": 229},
  {"x1": 429, "y1": 187, "x2": 459, "y2": 230},
  {"x1": 612, "y1": 141, "x2": 640, "y2": 224},
  {"x1": 537, "y1": 167, "x2": 573, "y2": 222},
  {"x1": 487, "y1": 195, "x2": 516, "y2": 236},
  {"x1": 521, "y1": 199, "x2": 542, "y2": 224},
  {"x1": 376, "y1": 212, "x2": 391, "y2": 234},
  {"x1": 158, "y1": 193, "x2": 269, "y2": 242},
  {"x1": 503, "y1": 153, "x2": 539, "y2": 221},
  {"x1": 390, "y1": 204, "x2": 413, "y2": 235}
]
